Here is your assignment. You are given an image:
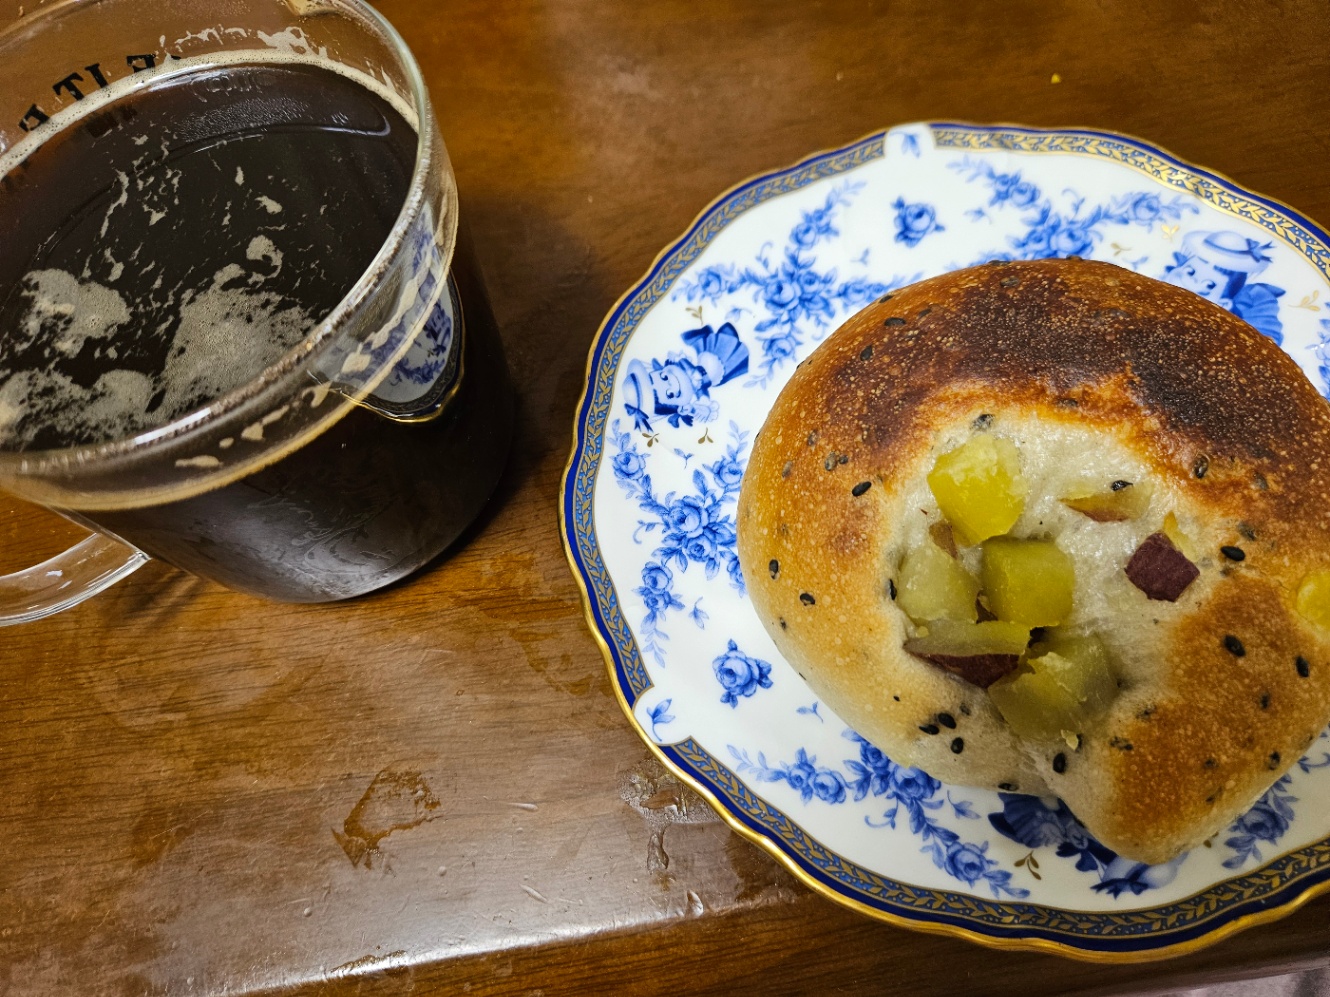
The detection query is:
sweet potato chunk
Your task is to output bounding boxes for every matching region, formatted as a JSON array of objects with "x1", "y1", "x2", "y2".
[
  {"x1": 981, "y1": 537, "x2": 1075, "y2": 627},
  {"x1": 904, "y1": 620, "x2": 1031, "y2": 688},
  {"x1": 926, "y1": 435, "x2": 1027, "y2": 546},
  {"x1": 897, "y1": 539, "x2": 981, "y2": 623},
  {"x1": 989, "y1": 631, "x2": 1117, "y2": 740},
  {"x1": 1297, "y1": 570, "x2": 1330, "y2": 629},
  {"x1": 1061, "y1": 480, "x2": 1152, "y2": 522},
  {"x1": 1125, "y1": 532, "x2": 1198, "y2": 602}
]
